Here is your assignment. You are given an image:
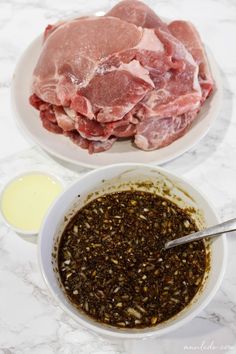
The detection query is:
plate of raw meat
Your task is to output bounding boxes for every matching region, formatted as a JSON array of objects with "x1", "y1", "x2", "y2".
[{"x1": 11, "y1": 0, "x2": 222, "y2": 168}]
